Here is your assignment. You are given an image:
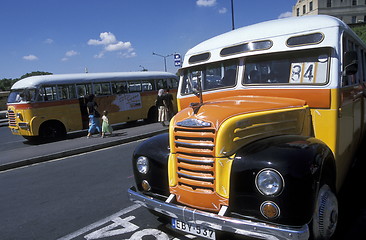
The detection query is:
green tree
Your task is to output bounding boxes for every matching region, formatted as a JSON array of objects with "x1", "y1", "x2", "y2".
[
  {"x1": 0, "y1": 71, "x2": 53, "y2": 91},
  {"x1": 351, "y1": 24, "x2": 366, "y2": 44}
]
